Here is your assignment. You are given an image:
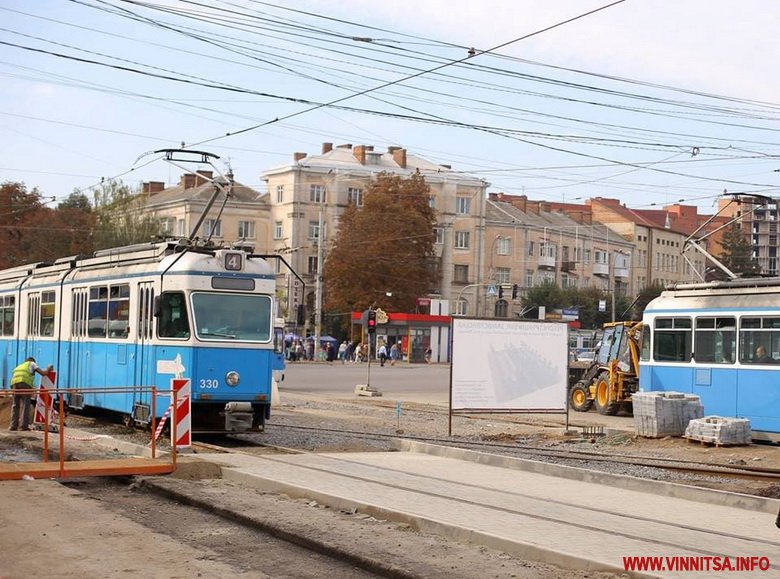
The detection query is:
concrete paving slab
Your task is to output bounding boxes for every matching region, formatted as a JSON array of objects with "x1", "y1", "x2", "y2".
[{"x1": 197, "y1": 450, "x2": 780, "y2": 578}]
